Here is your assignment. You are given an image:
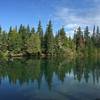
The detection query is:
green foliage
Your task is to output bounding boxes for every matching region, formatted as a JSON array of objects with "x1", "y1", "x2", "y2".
[
  {"x1": 44, "y1": 20, "x2": 54, "y2": 55},
  {"x1": 37, "y1": 21, "x2": 44, "y2": 52},
  {"x1": 54, "y1": 27, "x2": 69, "y2": 55},
  {"x1": 26, "y1": 33, "x2": 41, "y2": 54},
  {"x1": 8, "y1": 27, "x2": 18, "y2": 52},
  {"x1": 74, "y1": 27, "x2": 85, "y2": 51},
  {"x1": 0, "y1": 21, "x2": 99, "y2": 57}
]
